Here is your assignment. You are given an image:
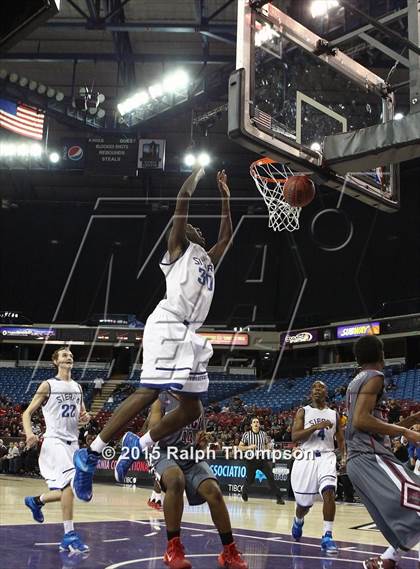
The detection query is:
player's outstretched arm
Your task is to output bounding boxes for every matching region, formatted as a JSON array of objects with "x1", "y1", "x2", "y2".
[
  {"x1": 22, "y1": 380, "x2": 49, "y2": 448},
  {"x1": 352, "y1": 376, "x2": 420, "y2": 445},
  {"x1": 168, "y1": 166, "x2": 205, "y2": 261},
  {"x1": 208, "y1": 169, "x2": 233, "y2": 265},
  {"x1": 396, "y1": 410, "x2": 420, "y2": 429}
]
